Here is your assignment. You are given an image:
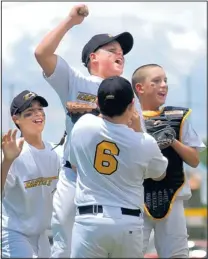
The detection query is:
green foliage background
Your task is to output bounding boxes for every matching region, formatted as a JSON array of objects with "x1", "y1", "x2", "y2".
[{"x1": 199, "y1": 139, "x2": 207, "y2": 166}]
